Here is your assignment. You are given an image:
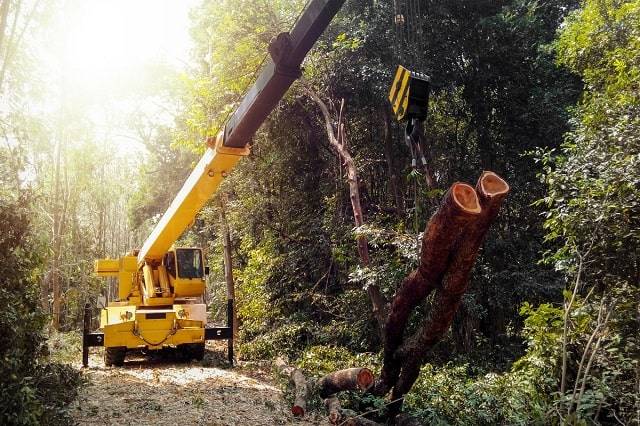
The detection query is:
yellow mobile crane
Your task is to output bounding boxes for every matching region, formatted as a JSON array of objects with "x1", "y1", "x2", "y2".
[{"x1": 82, "y1": 0, "x2": 346, "y2": 367}]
